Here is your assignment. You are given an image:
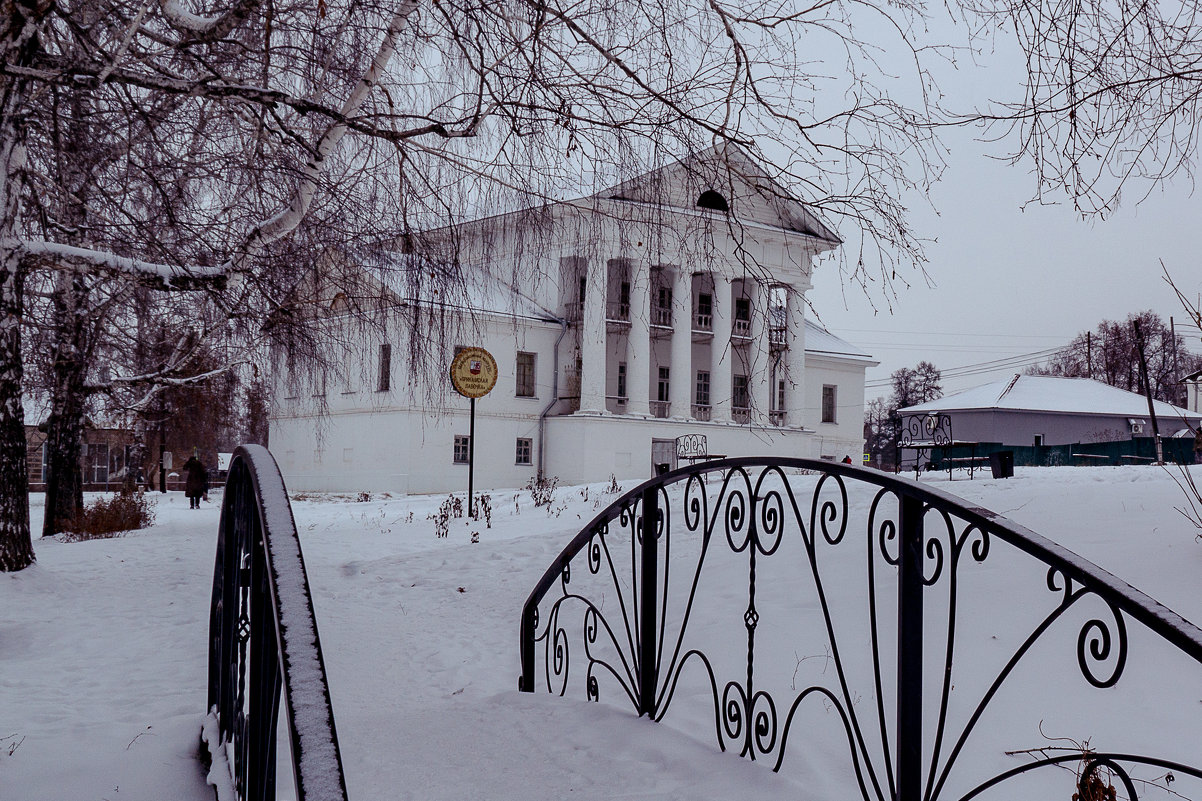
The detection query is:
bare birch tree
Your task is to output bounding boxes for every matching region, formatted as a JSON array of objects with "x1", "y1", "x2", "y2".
[
  {"x1": 965, "y1": 0, "x2": 1202, "y2": 215},
  {"x1": 0, "y1": 0, "x2": 950, "y2": 569}
]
